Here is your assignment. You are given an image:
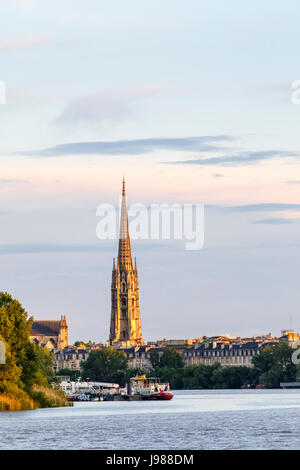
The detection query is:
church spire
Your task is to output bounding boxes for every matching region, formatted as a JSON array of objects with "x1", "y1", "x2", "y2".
[
  {"x1": 109, "y1": 178, "x2": 144, "y2": 347},
  {"x1": 118, "y1": 177, "x2": 133, "y2": 270}
]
